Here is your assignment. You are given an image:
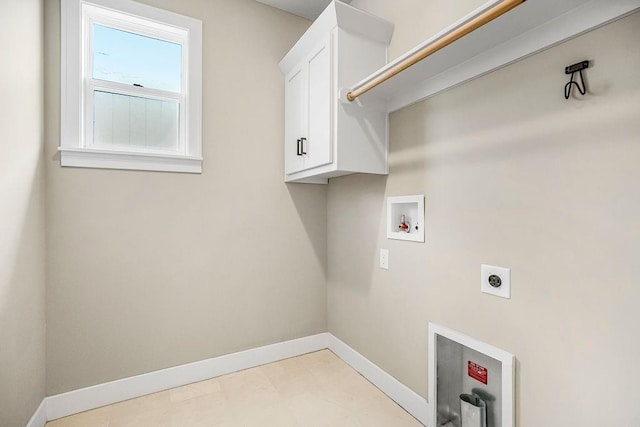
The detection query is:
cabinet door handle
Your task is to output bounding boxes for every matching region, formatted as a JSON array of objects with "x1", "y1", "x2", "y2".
[
  {"x1": 300, "y1": 137, "x2": 307, "y2": 155},
  {"x1": 296, "y1": 139, "x2": 302, "y2": 156}
]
